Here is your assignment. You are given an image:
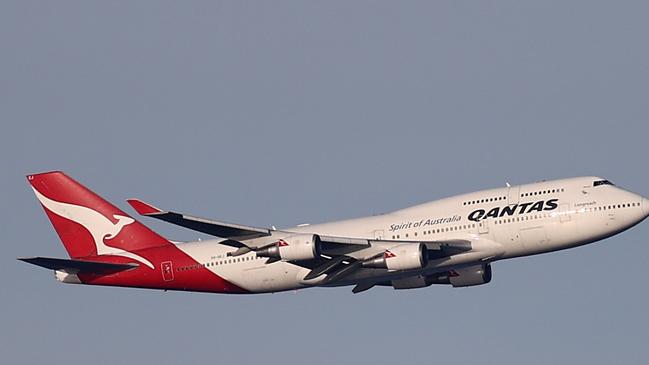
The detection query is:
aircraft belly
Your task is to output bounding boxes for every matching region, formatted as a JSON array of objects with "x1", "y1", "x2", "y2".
[{"x1": 237, "y1": 263, "x2": 302, "y2": 293}]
